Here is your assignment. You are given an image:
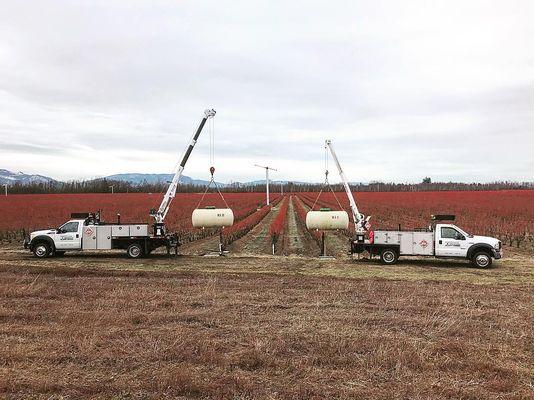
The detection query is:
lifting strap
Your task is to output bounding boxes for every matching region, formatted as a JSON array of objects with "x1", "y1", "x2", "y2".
[
  {"x1": 310, "y1": 146, "x2": 344, "y2": 211},
  {"x1": 310, "y1": 171, "x2": 345, "y2": 211},
  {"x1": 195, "y1": 168, "x2": 230, "y2": 209}
]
